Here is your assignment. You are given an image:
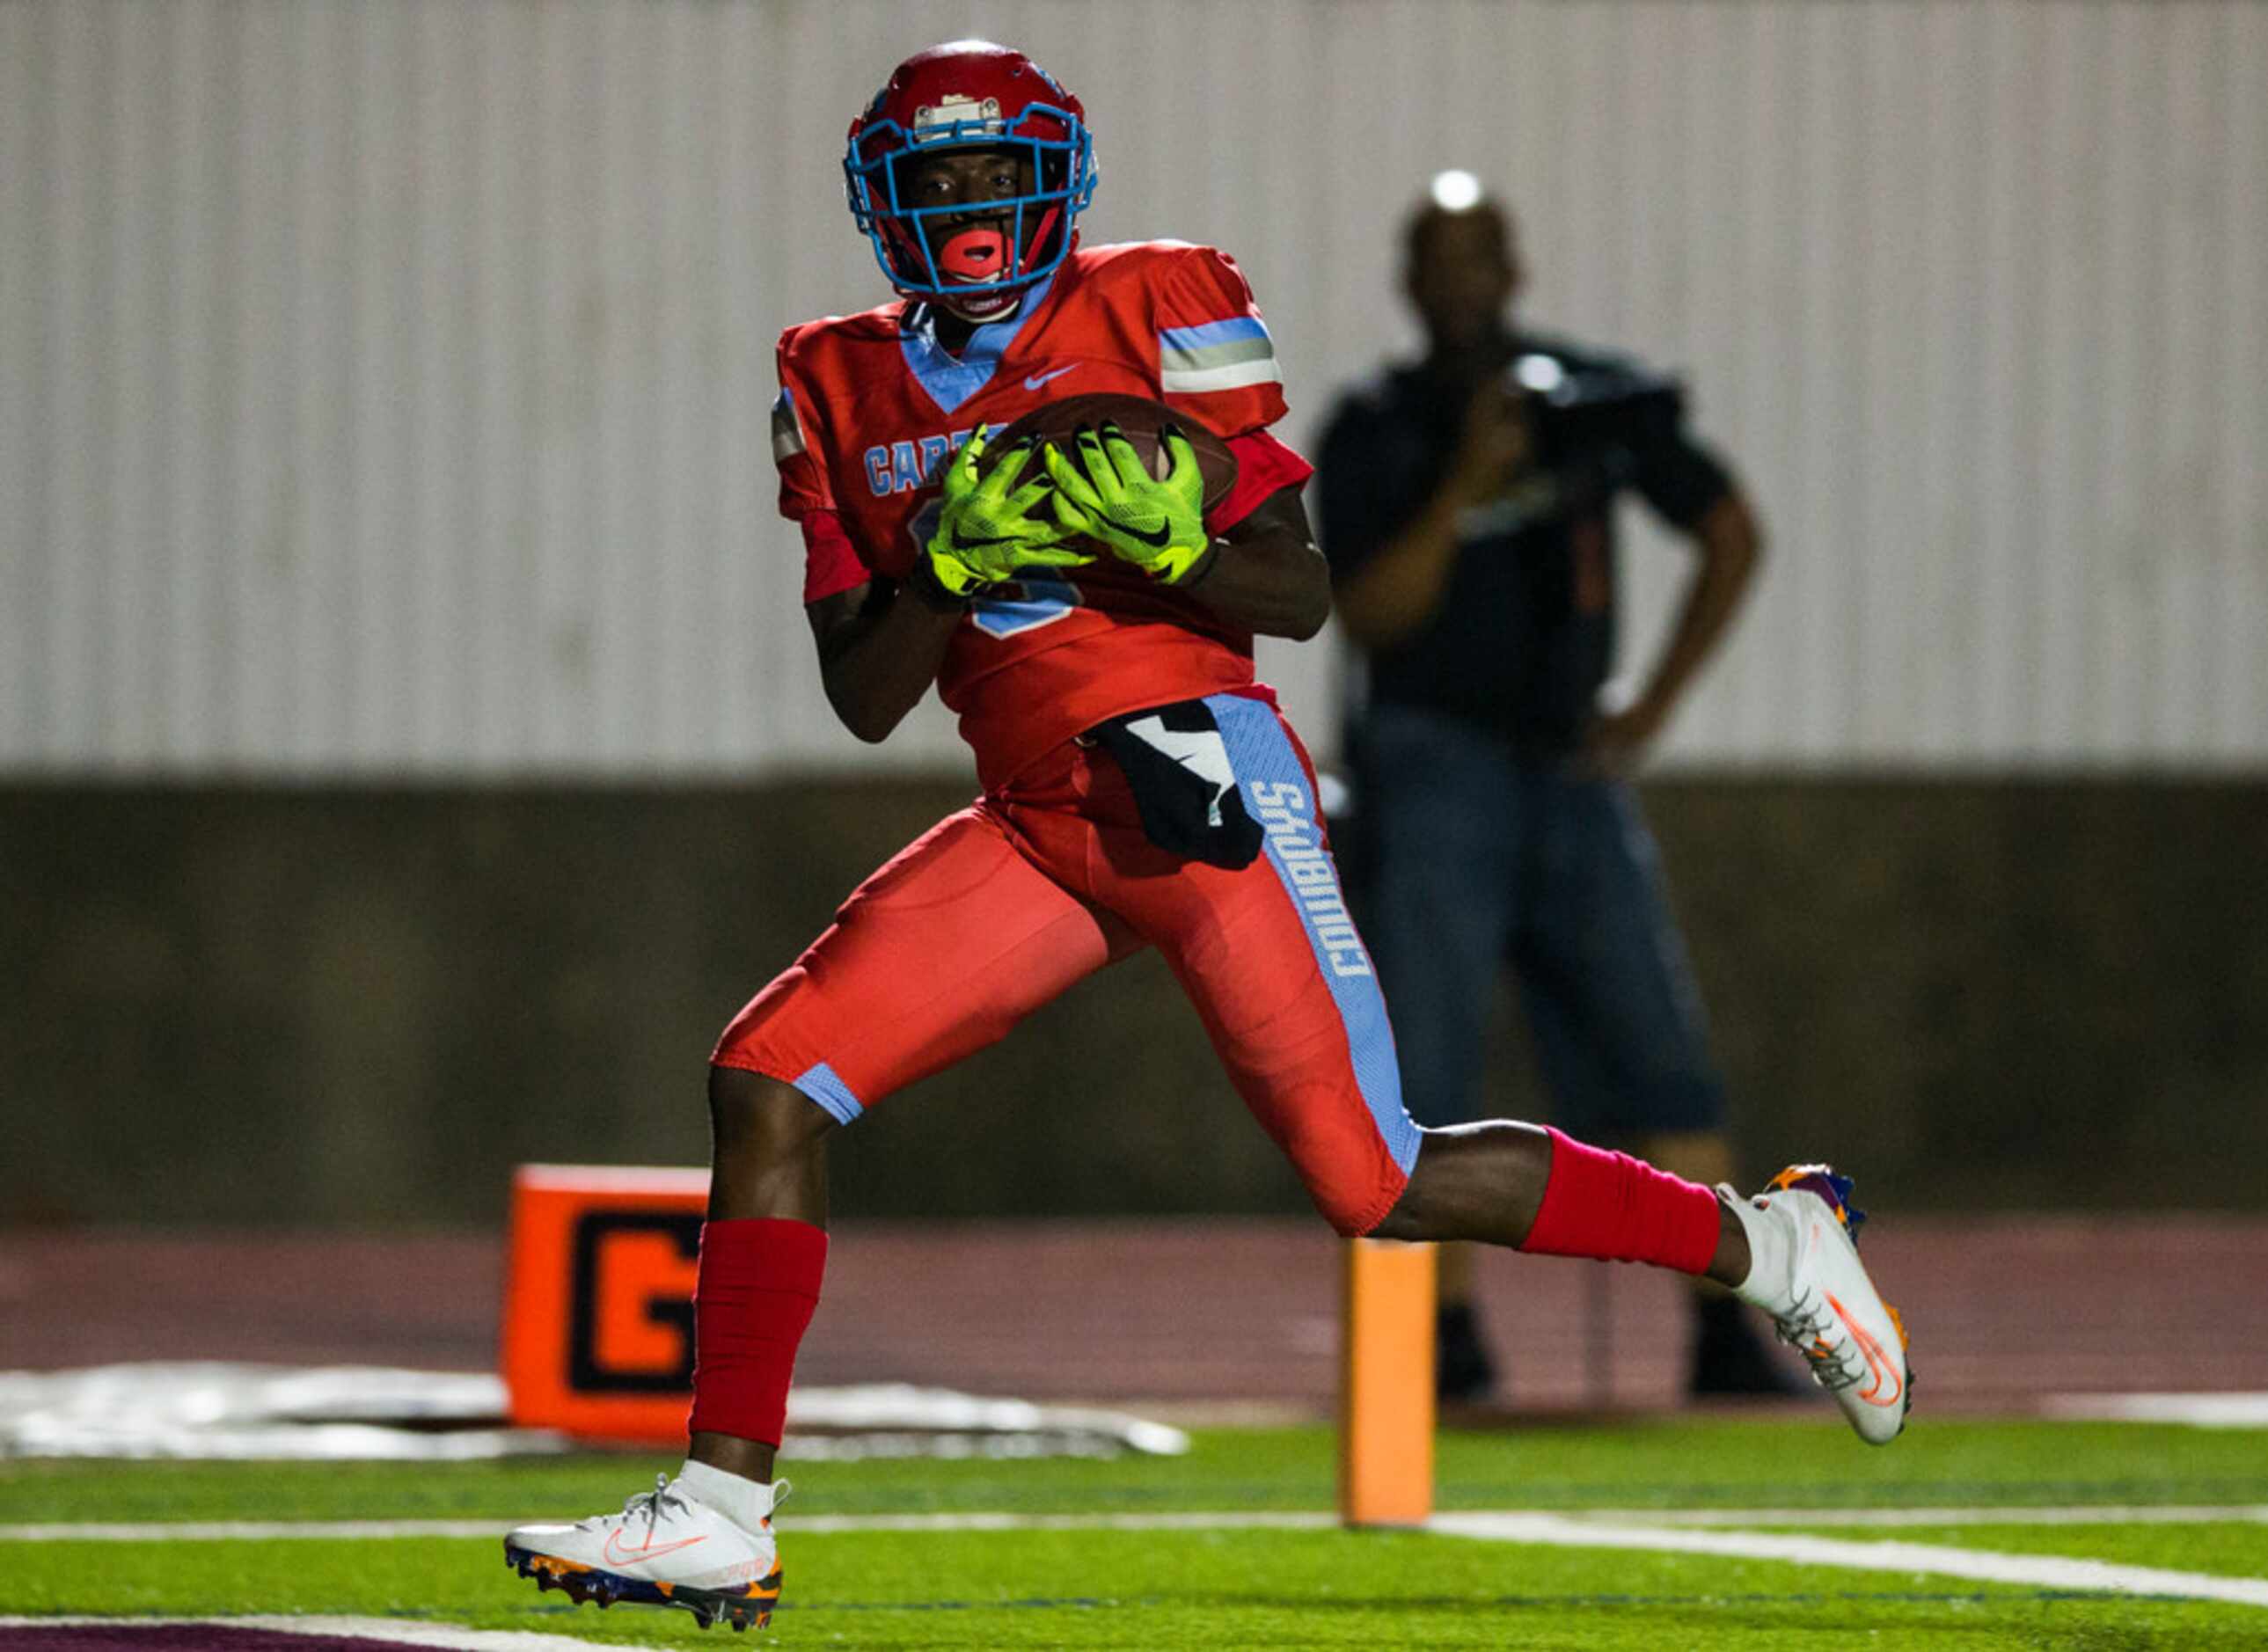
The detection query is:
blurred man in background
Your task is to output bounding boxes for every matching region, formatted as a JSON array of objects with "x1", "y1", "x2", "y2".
[{"x1": 1320, "y1": 176, "x2": 1778, "y2": 1404}]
